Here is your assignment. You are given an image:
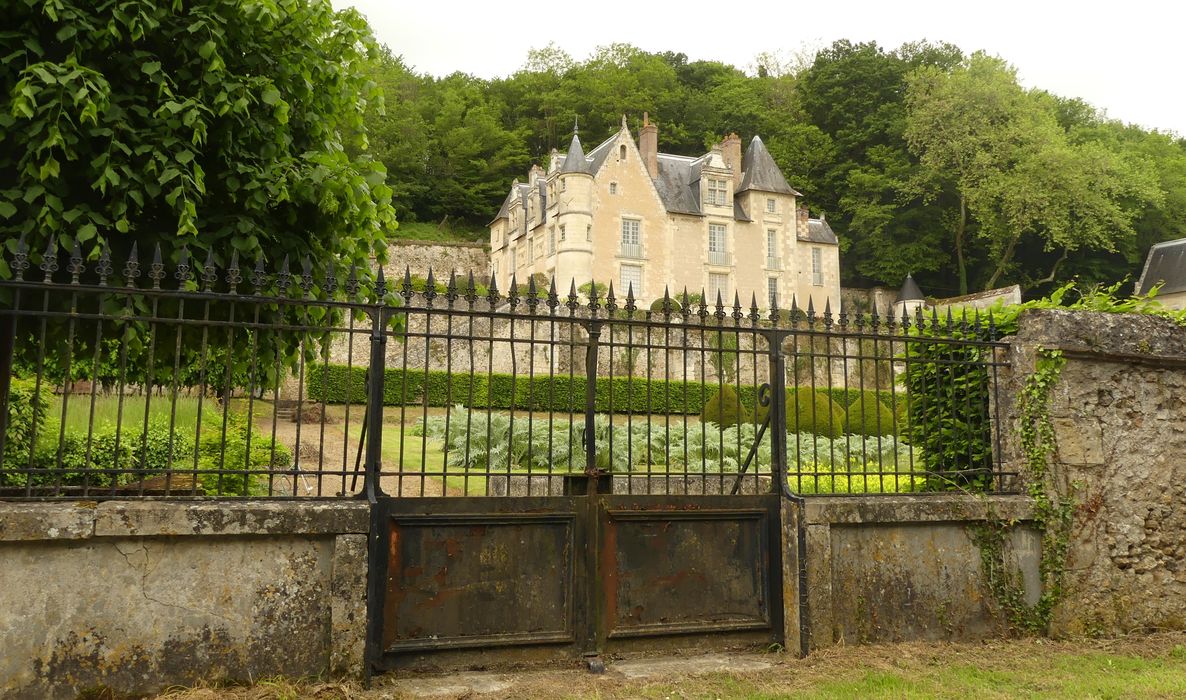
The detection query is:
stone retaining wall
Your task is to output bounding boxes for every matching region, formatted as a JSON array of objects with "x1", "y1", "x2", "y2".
[
  {"x1": 799, "y1": 495, "x2": 1038, "y2": 648},
  {"x1": 1001, "y1": 309, "x2": 1186, "y2": 636},
  {"x1": 0, "y1": 501, "x2": 369, "y2": 700}
]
